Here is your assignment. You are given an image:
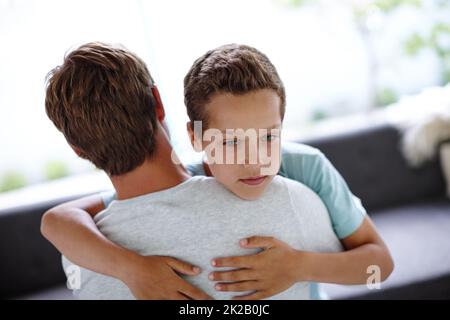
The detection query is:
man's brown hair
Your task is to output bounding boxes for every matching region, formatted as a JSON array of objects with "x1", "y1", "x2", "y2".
[
  {"x1": 184, "y1": 44, "x2": 286, "y2": 129},
  {"x1": 45, "y1": 42, "x2": 158, "y2": 176}
]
